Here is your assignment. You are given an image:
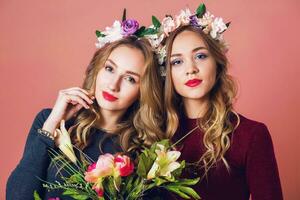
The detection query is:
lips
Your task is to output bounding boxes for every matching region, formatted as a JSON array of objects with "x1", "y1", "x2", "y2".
[
  {"x1": 185, "y1": 79, "x2": 202, "y2": 87},
  {"x1": 102, "y1": 91, "x2": 118, "y2": 101}
]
